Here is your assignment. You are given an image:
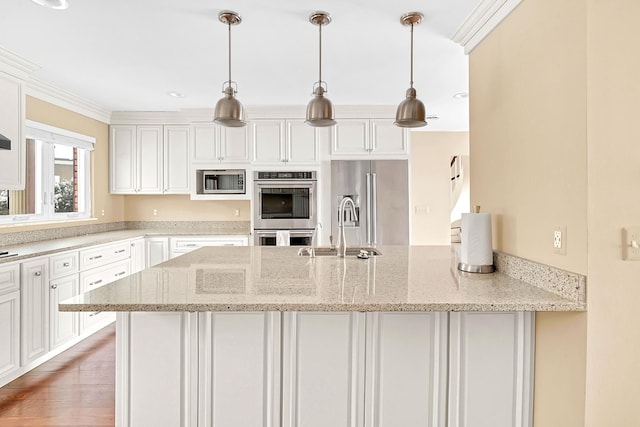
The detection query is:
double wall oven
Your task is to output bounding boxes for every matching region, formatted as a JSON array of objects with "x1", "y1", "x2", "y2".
[{"x1": 253, "y1": 171, "x2": 317, "y2": 246}]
